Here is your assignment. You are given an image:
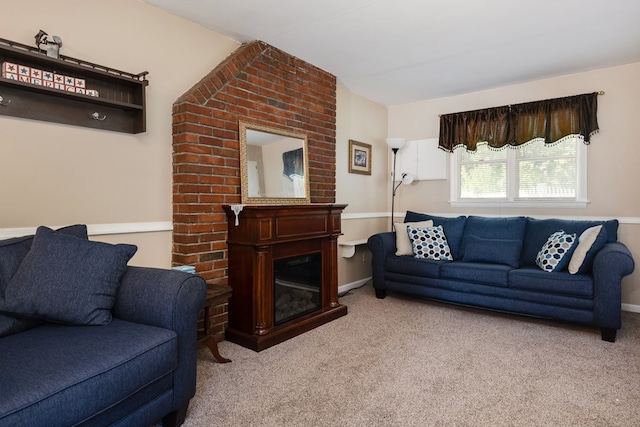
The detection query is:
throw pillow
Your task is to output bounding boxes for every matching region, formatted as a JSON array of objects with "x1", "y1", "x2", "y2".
[
  {"x1": 404, "y1": 212, "x2": 467, "y2": 259},
  {"x1": 0, "y1": 226, "x2": 137, "y2": 326},
  {"x1": 394, "y1": 220, "x2": 433, "y2": 256},
  {"x1": 0, "y1": 224, "x2": 88, "y2": 296},
  {"x1": 407, "y1": 225, "x2": 453, "y2": 261},
  {"x1": 568, "y1": 225, "x2": 608, "y2": 275},
  {"x1": 535, "y1": 230, "x2": 578, "y2": 273},
  {"x1": 0, "y1": 224, "x2": 88, "y2": 338},
  {"x1": 461, "y1": 235, "x2": 523, "y2": 268}
]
